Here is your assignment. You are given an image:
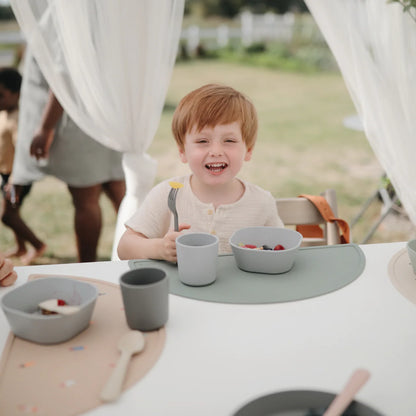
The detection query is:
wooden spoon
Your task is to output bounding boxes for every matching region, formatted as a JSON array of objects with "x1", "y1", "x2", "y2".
[
  {"x1": 323, "y1": 368, "x2": 371, "y2": 416},
  {"x1": 100, "y1": 330, "x2": 145, "y2": 402}
]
